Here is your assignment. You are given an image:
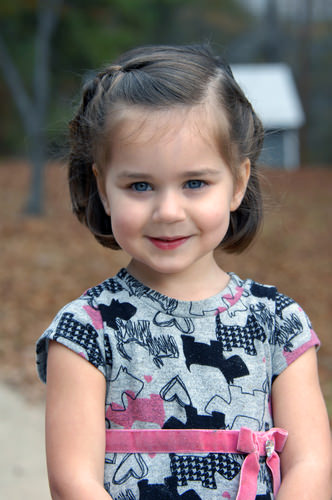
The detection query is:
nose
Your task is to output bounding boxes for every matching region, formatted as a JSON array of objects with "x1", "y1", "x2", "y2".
[{"x1": 152, "y1": 189, "x2": 186, "y2": 224}]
